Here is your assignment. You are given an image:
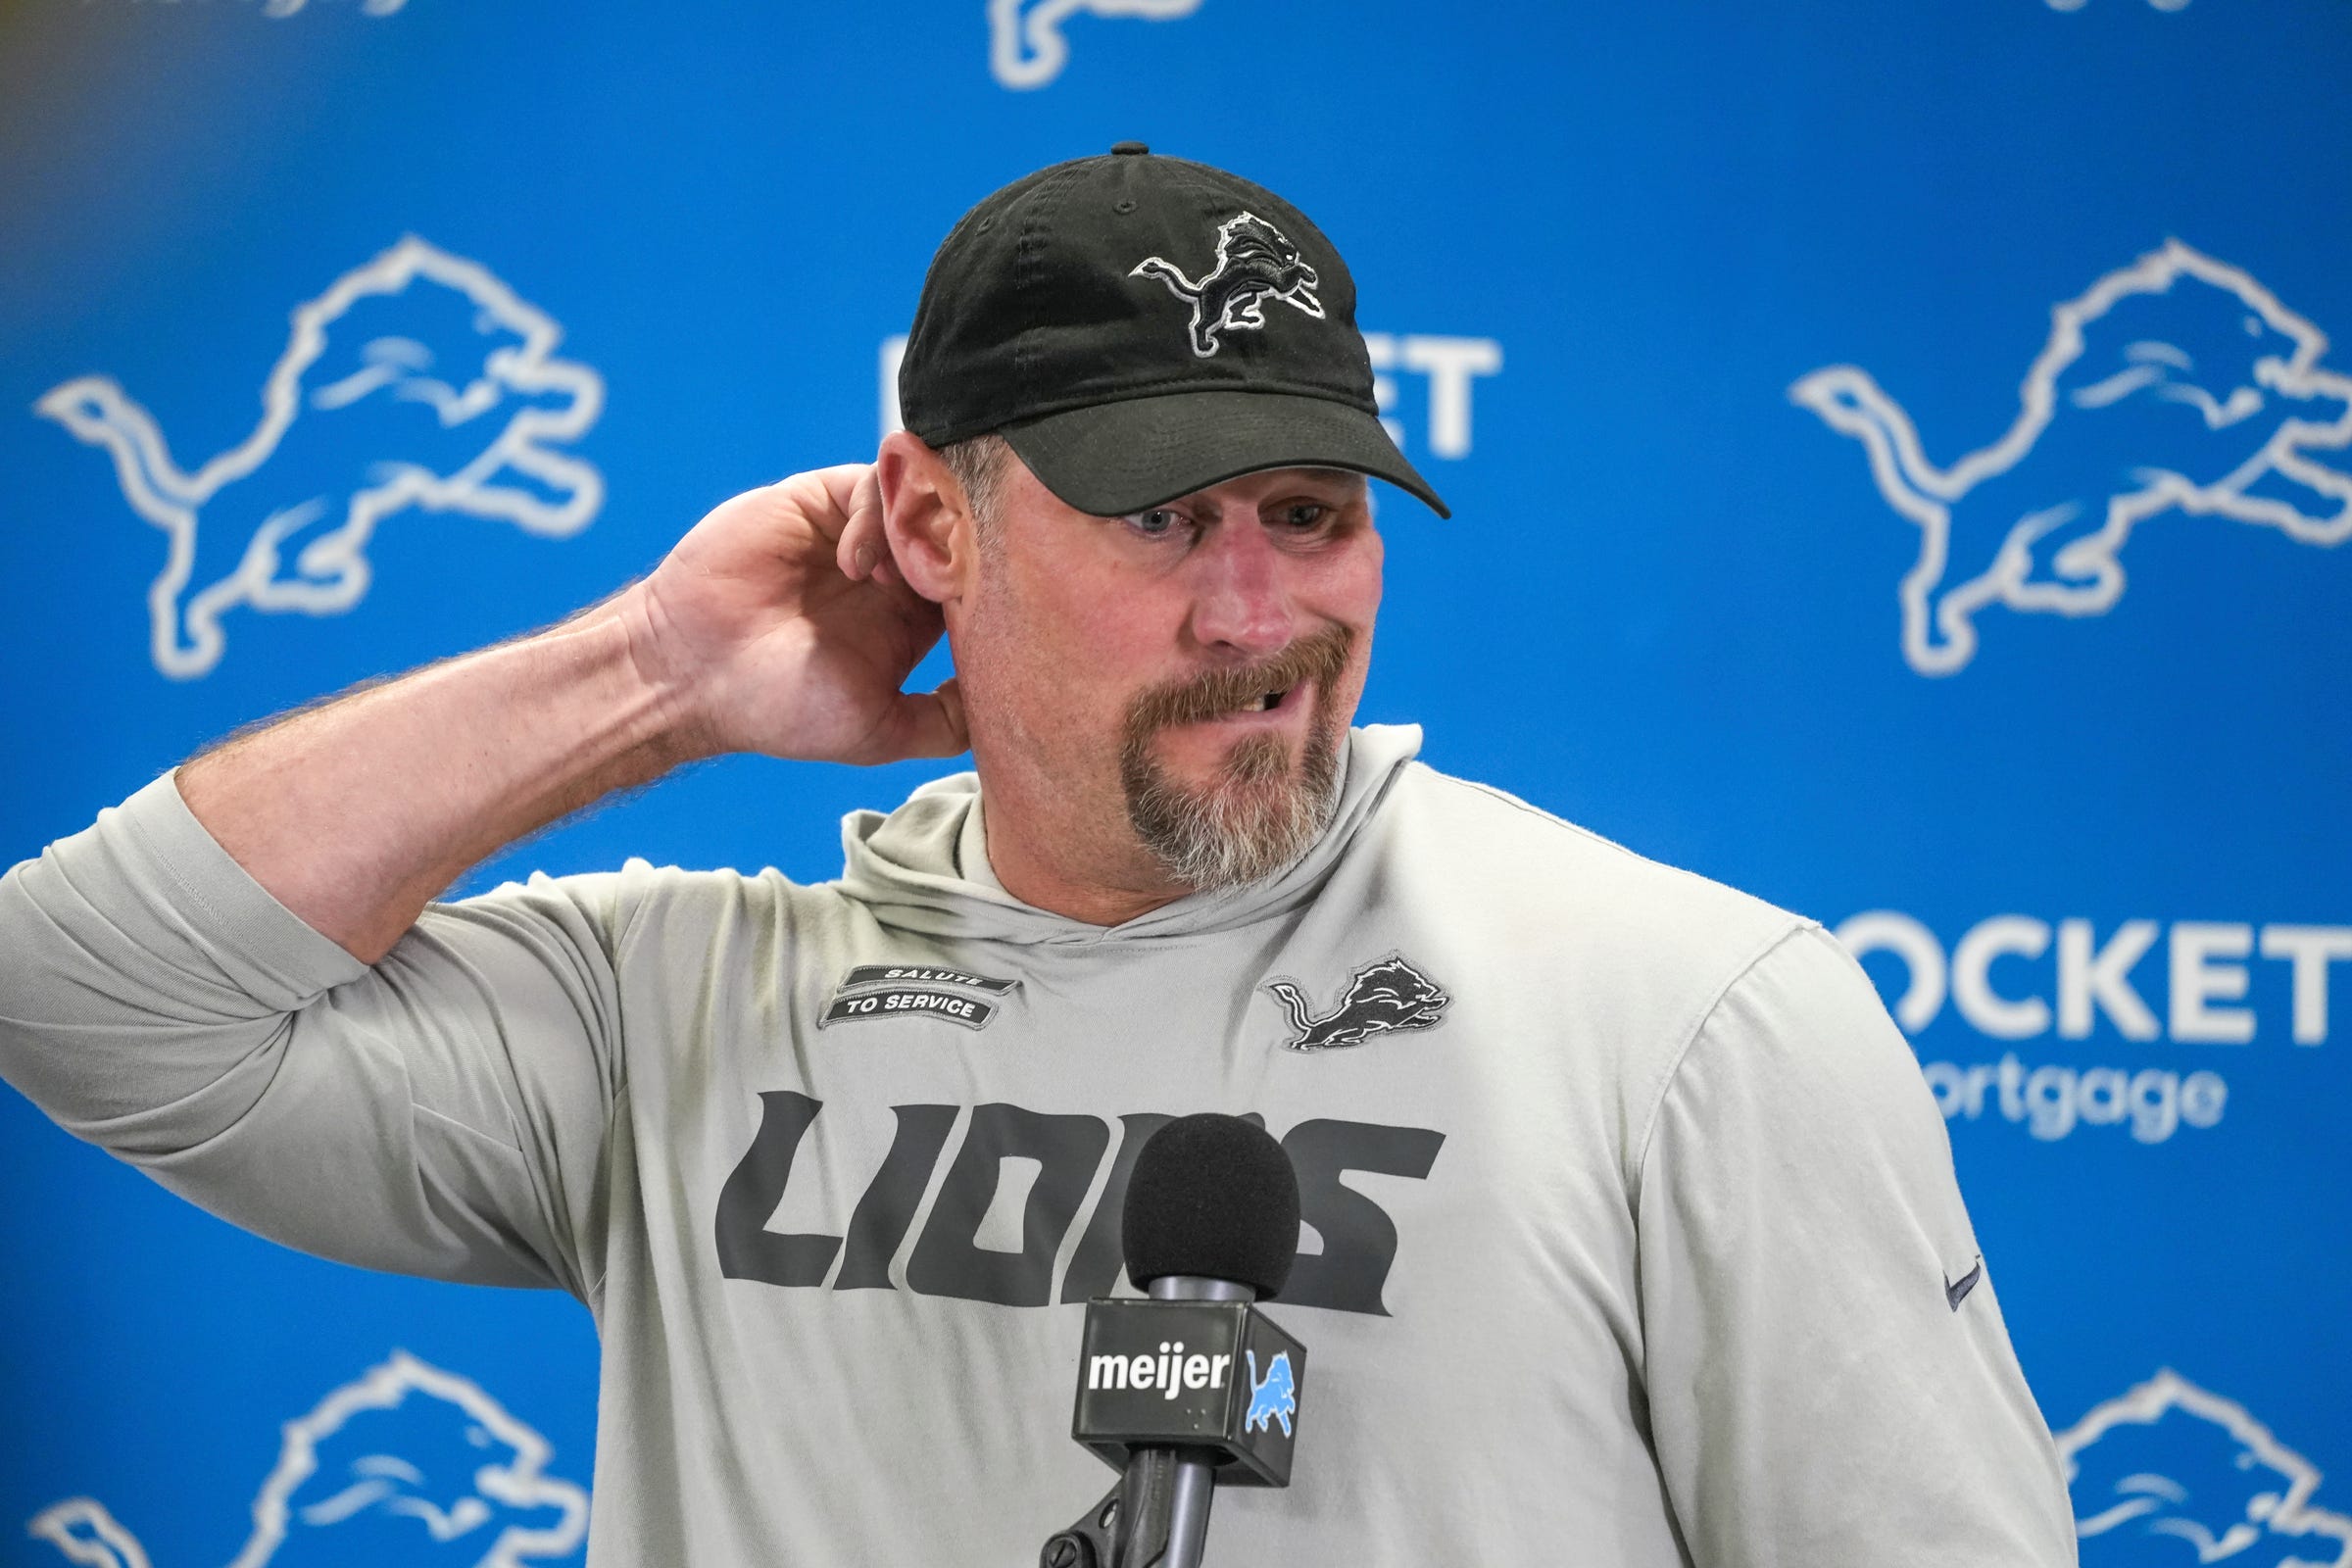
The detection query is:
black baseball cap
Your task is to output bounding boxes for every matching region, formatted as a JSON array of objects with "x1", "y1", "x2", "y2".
[{"x1": 898, "y1": 143, "x2": 1449, "y2": 518}]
